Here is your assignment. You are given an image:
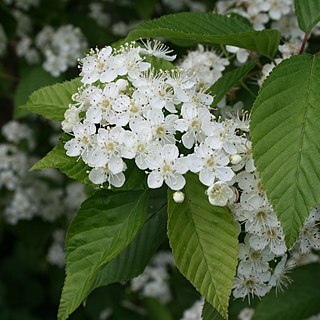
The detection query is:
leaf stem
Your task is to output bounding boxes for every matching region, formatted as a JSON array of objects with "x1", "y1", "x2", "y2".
[{"x1": 299, "y1": 33, "x2": 309, "y2": 54}]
